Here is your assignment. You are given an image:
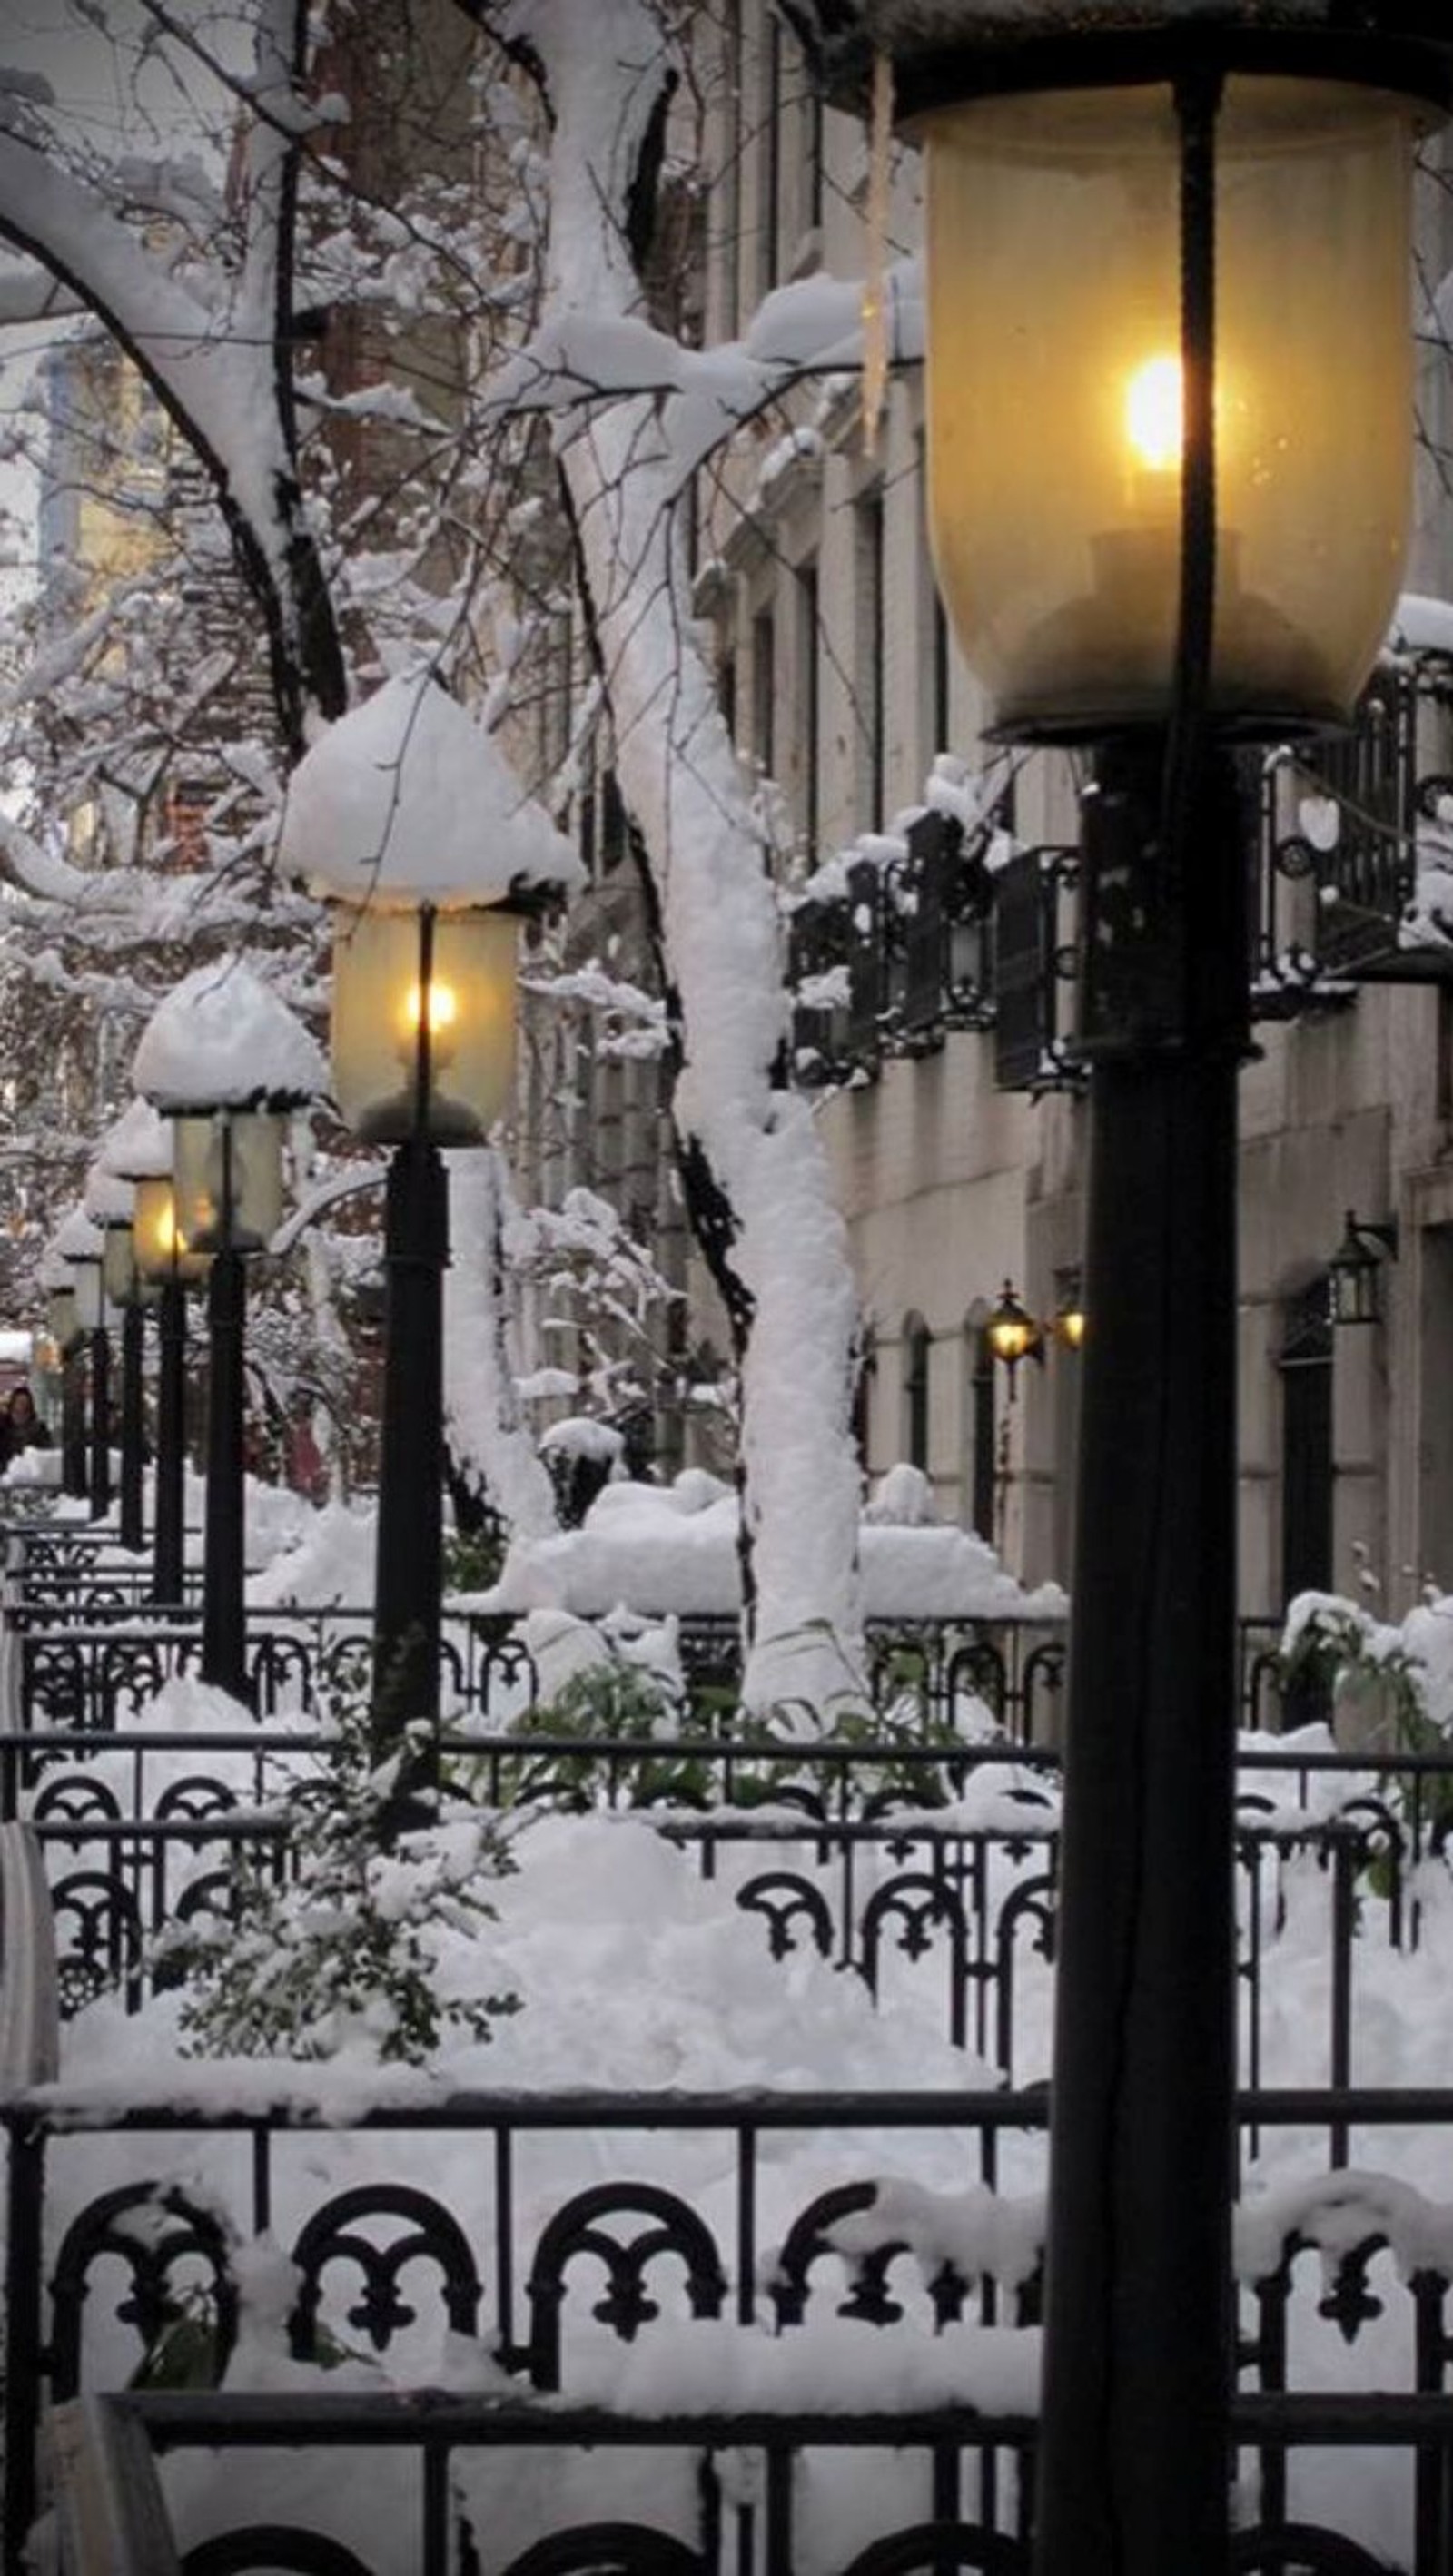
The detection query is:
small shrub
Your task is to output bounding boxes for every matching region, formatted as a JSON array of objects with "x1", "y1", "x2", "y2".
[{"x1": 157, "y1": 1700, "x2": 520, "y2": 2066}]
